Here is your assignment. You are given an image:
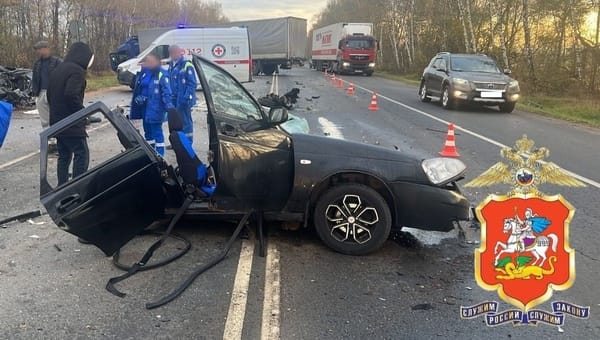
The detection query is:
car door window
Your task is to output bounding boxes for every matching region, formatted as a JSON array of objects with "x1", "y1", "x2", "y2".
[{"x1": 199, "y1": 58, "x2": 264, "y2": 123}]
